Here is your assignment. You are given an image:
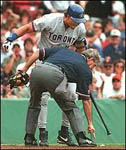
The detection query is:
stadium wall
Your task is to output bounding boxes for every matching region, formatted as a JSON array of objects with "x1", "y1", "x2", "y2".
[{"x1": 1, "y1": 98, "x2": 125, "y2": 145}]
